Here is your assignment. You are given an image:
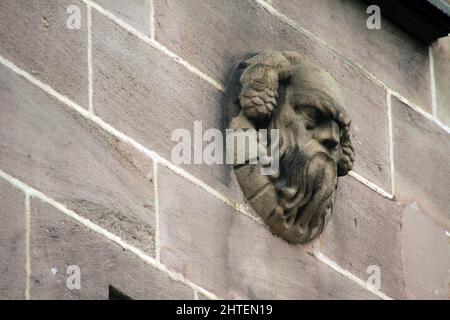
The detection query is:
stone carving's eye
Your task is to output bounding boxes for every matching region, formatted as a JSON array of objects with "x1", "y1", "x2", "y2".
[{"x1": 300, "y1": 105, "x2": 323, "y2": 126}]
